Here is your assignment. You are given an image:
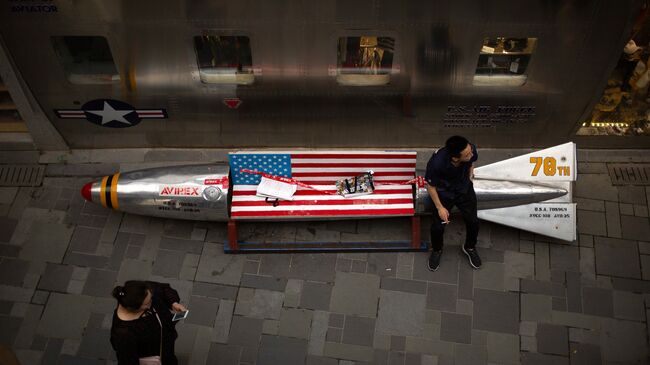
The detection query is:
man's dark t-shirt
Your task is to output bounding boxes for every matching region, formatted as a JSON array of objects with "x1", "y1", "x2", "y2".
[{"x1": 425, "y1": 144, "x2": 478, "y2": 200}]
